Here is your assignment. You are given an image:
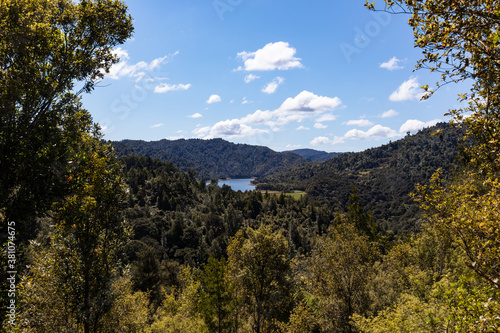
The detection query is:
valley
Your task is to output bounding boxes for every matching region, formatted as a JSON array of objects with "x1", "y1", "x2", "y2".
[{"x1": 117, "y1": 122, "x2": 462, "y2": 234}]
